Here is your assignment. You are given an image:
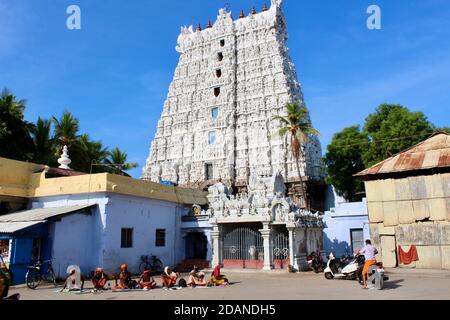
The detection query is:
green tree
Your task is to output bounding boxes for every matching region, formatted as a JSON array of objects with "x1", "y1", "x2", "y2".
[
  {"x1": 362, "y1": 104, "x2": 435, "y2": 167},
  {"x1": 52, "y1": 111, "x2": 80, "y2": 149},
  {"x1": 438, "y1": 127, "x2": 450, "y2": 134},
  {"x1": 325, "y1": 103, "x2": 438, "y2": 201},
  {"x1": 31, "y1": 117, "x2": 56, "y2": 165},
  {"x1": 70, "y1": 134, "x2": 109, "y2": 173},
  {"x1": 324, "y1": 126, "x2": 369, "y2": 202},
  {"x1": 104, "y1": 147, "x2": 138, "y2": 177},
  {"x1": 0, "y1": 89, "x2": 35, "y2": 161},
  {"x1": 273, "y1": 102, "x2": 319, "y2": 209}
]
